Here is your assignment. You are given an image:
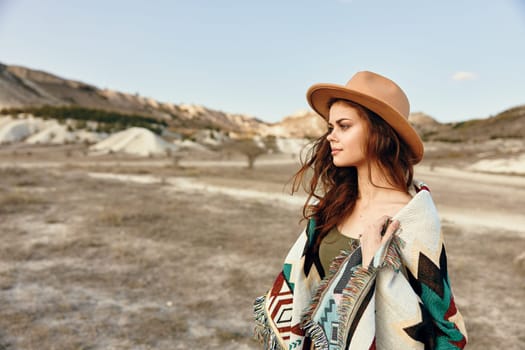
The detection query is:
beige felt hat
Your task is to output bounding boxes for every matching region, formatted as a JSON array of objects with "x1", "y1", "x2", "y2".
[{"x1": 306, "y1": 71, "x2": 424, "y2": 163}]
